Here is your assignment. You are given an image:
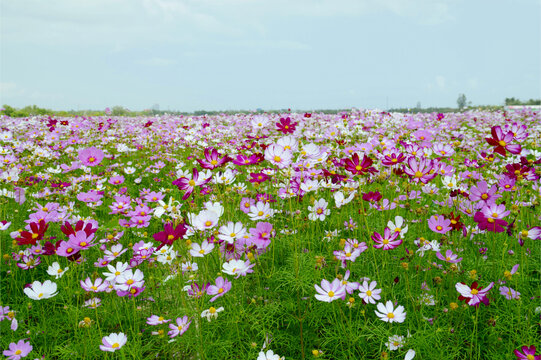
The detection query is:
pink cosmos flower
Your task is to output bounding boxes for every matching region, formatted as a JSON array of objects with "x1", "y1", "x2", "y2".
[
  {"x1": 172, "y1": 168, "x2": 211, "y2": 200},
  {"x1": 146, "y1": 315, "x2": 171, "y2": 325},
  {"x1": 499, "y1": 286, "x2": 520, "y2": 300},
  {"x1": 207, "y1": 276, "x2": 232, "y2": 302},
  {"x1": 3, "y1": 339, "x2": 32, "y2": 360},
  {"x1": 314, "y1": 278, "x2": 346, "y2": 302},
  {"x1": 371, "y1": 228, "x2": 402, "y2": 250},
  {"x1": 168, "y1": 316, "x2": 192, "y2": 338},
  {"x1": 197, "y1": 147, "x2": 231, "y2": 170},
  {"x1": 469, "y1": 180, "x2": 501, "y2": 205},
  {"x1": 264, "y1": 144, "x2": 292, "y2": 169},
  {"x1": 404, "y1": 157, "x2": 437, "y2": 184},
  {"x1": 78, "y1": 147, "x2": 105, "y2": 167},
  {"x1": 436, "y1": 249, "x2": 462, "y2": 263},
  {"x1": 428, "y1": 215, "x2": 452, "y2": 234}
]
